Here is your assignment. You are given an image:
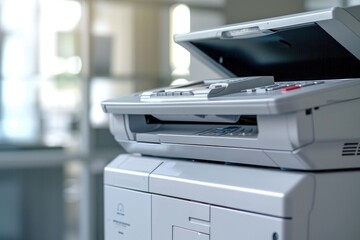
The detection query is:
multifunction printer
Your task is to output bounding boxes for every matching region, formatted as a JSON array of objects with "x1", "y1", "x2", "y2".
[{"x1": 102, "y1": 6, "x2": 360, "y2": 240}]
